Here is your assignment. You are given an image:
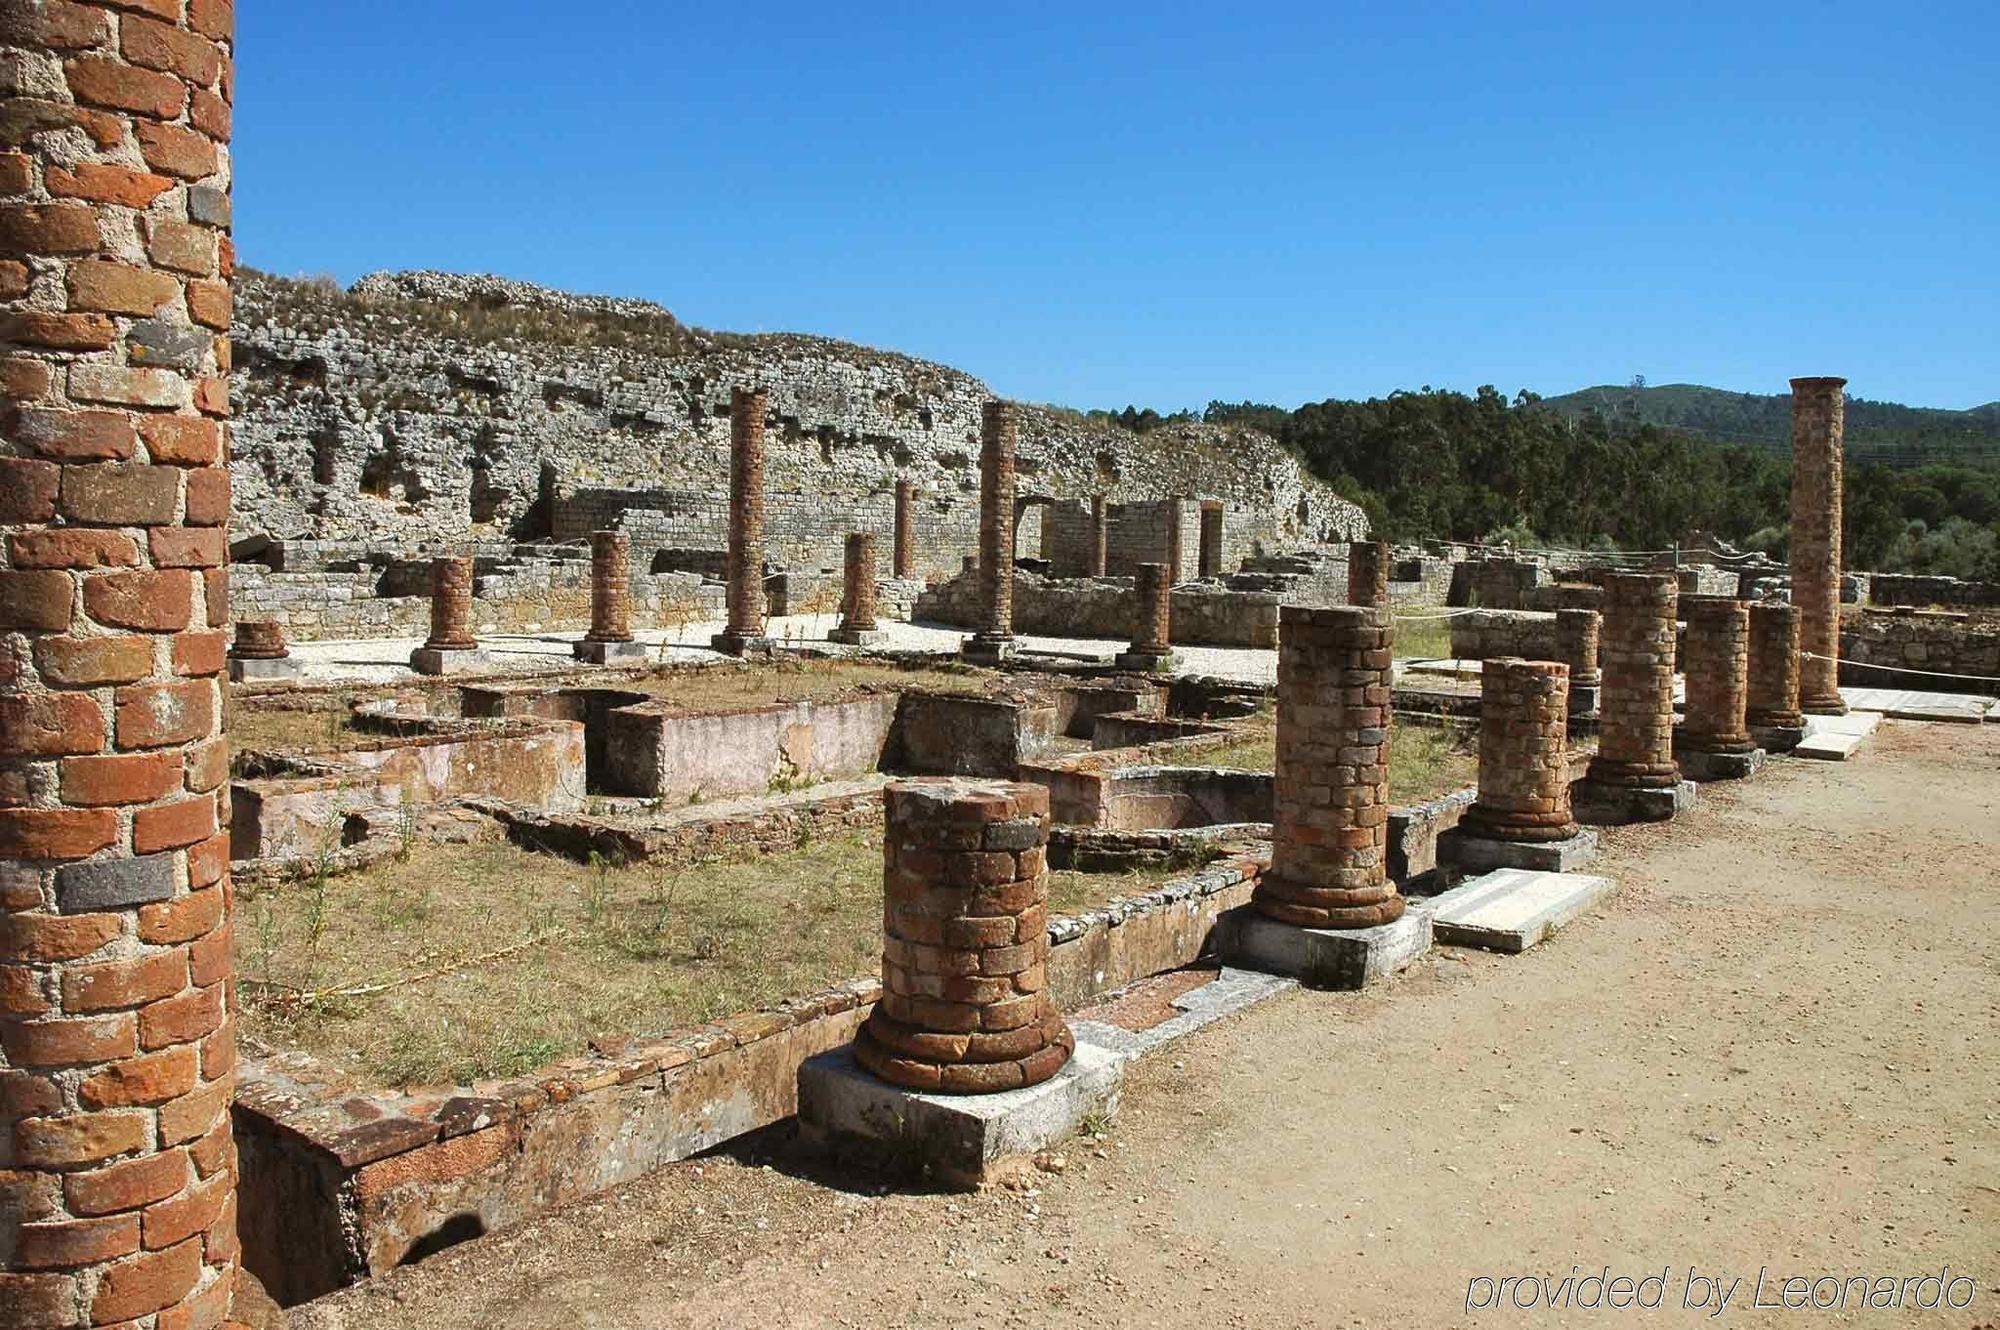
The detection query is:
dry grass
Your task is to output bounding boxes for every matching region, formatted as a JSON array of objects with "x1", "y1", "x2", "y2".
[
  {"x1": 1198, "y1": 717, "x2": 1475, "y2": 805},
  {"x1": 229, "y1": 697, "x2": 371, "y2": 758},
  {"x1": 238, "y1": 831, "x2": 1187, "y2": 1087},
  {"x1": 1389, "y1": 613, "x2": 1455, "y2": 661},
  {"x1": 624, "y1": 658, "x2": 990, "y2": 711}
]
